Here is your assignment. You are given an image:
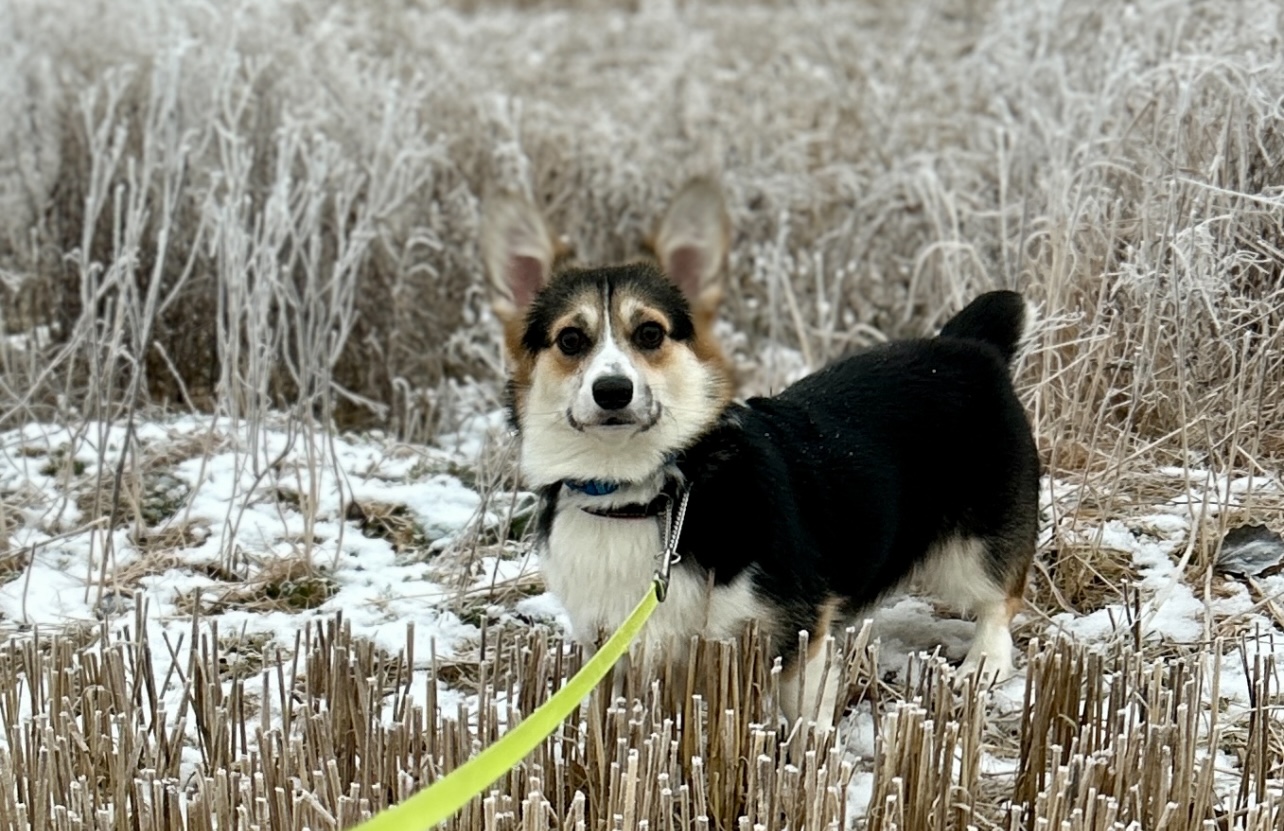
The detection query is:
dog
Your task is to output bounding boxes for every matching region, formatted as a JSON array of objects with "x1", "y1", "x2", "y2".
[{"x1": 482, "y1": 178, "x2": 1040, "y2": 730}]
